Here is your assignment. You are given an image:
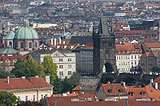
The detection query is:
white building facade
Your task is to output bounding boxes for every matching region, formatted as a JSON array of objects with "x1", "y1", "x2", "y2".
[
  {"x1": 116, "y1": 53, "x2": 142, "y2": 73},
  {"x1": 40, "y1": 50, "x2": 76, "y2": 79}
]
